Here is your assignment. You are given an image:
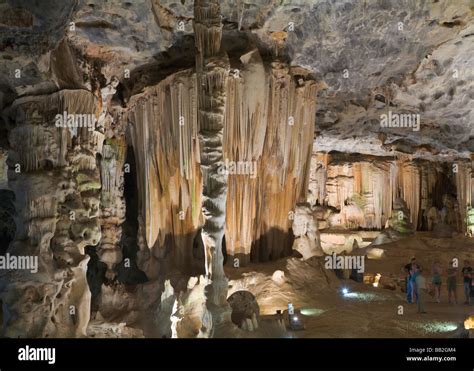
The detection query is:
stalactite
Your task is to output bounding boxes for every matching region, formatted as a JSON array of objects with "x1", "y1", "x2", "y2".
[
  {"x1": 323, "y1": 155, "x2": 393, "y2": 230},
  {"x1": 224, "y1": 56, "x2": 318, "y2": 263},
  {"x1": 455, "y1": 160, "x2": 472, "y2": 233},
  {"x1": 99, "y1": 137, "x2": 127, "y2": 280},
  {"x1": 308, "y1": 152, "x2": 328, "y2": 206},
  {"x1": 396, "y1": 159, "x2": 421, "y2": 229},
  {"x1": 127, "y1": 54, "x2": 319, "y2": 269},
  {"x1": 309, "y1": 152, "x2": 464, "y2": 233},
  {"x1": 126, "y1": 70, "x2": 203, "y2": 275}
]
